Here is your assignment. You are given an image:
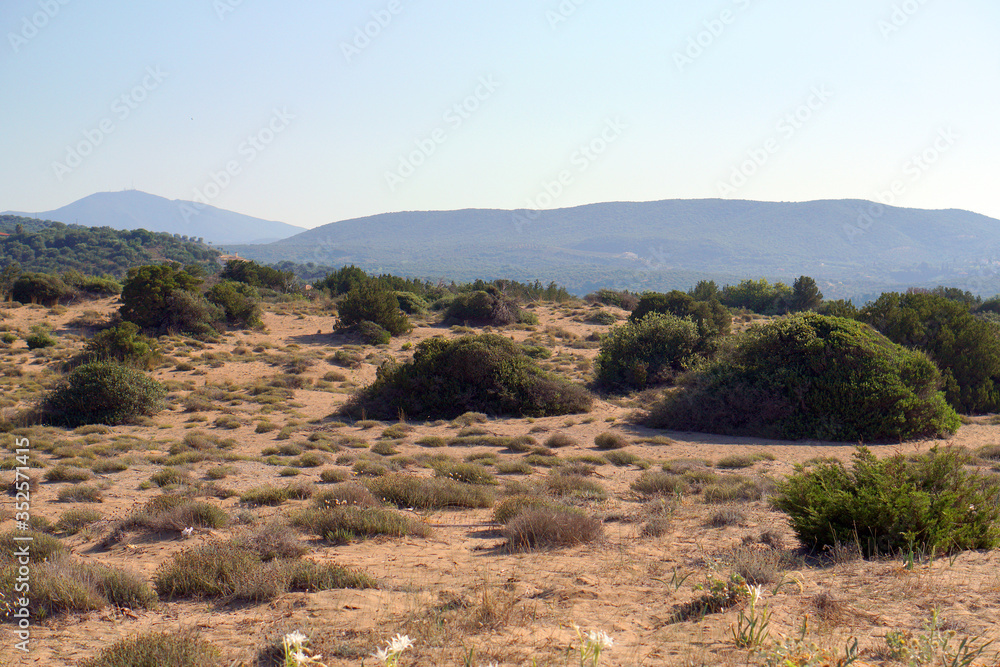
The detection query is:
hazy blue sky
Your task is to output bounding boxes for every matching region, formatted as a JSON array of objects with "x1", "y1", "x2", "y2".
[{"x1": 2, "y1": 0, "x2": 997, "y2": 228}]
